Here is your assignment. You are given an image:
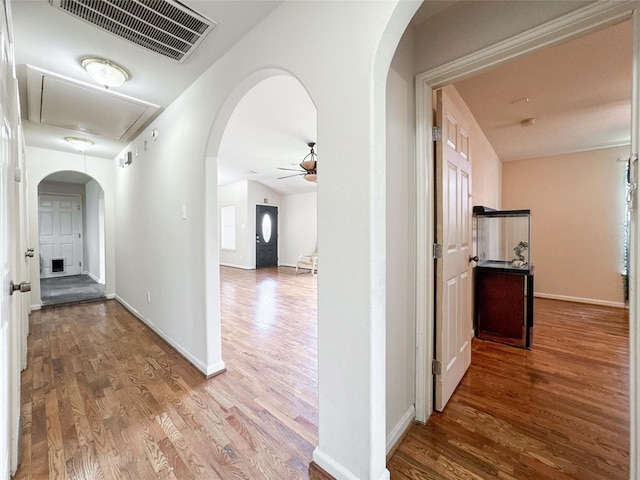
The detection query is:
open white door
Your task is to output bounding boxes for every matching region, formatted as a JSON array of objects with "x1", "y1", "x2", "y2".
[{"x1": 434, "y1": 87, "x2": 473, "y2": 411}]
